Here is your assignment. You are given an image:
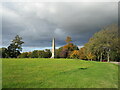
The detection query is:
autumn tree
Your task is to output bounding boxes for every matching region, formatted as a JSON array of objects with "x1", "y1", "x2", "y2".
[
  {"x1": 65, "y1": 36, "x2": 72, "y2": 44},
  {"x1": 79, "y1": 47, "x2": 87, "y2": 60},
  {"x1": 59, "y1": 43, "x2": 79, "y2": 58},
  {"x1": 56, "y1": 36, "x2": 79, "y2": 58},
  {"x1": 69, "y1": 50, "x2": 80, "y2": 59},
  {"x1": 60, "y1": 49, "x2": 68, "y2": 58}
]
